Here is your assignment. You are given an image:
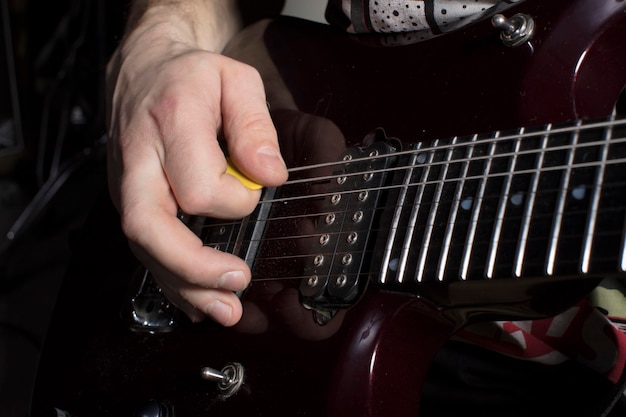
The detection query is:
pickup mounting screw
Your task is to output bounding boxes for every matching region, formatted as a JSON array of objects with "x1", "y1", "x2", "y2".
[
  {"x1": 307, "y1": 275, "x2": 319, "y2": 287},
  {"x1": 336, "y1": 274, "x2": 347, "y2": 287}
]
